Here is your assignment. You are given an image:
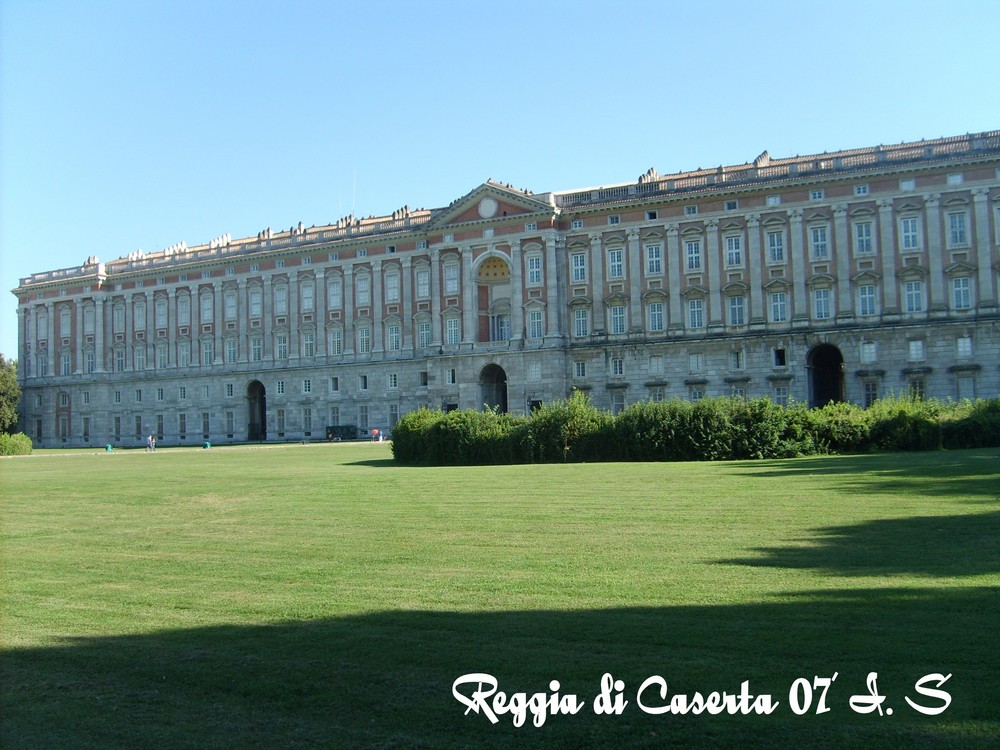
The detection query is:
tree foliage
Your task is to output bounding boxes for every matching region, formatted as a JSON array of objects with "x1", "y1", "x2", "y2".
[{"x1": 0, "y1": 354, "x2": 20, "y2": 434}]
